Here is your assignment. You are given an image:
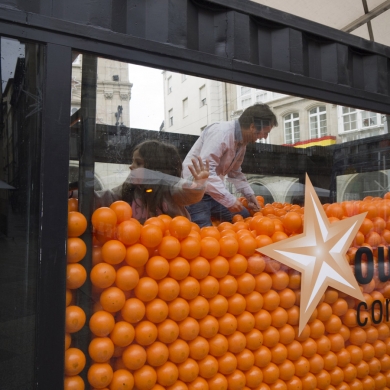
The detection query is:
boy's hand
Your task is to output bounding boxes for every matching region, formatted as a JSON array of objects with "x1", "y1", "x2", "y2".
[
  {"x1": 247, "y1": 194, "x2": 260, "y2": 212},
  {"x1": 188, "y1": 157, "x2": 209, "y2": 187},
  {"x1": 228, "y1": 199, "x2": 244, "y2": 213}
]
